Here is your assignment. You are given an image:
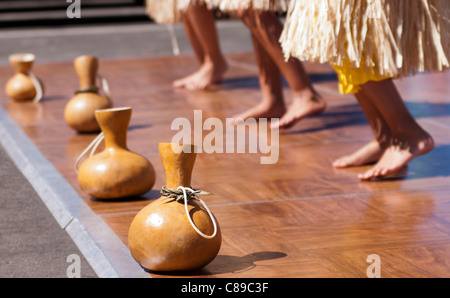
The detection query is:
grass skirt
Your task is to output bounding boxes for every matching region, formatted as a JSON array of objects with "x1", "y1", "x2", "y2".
[
  {"x1": 145, "y1": 0, "x2": 288, "y2": 23},
  {"x1": 206, "y1": 0, "x2": 288, "y2": 12},
  {"x1": 280, "y1": 0, "x2": 450, "y2": 81}
]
